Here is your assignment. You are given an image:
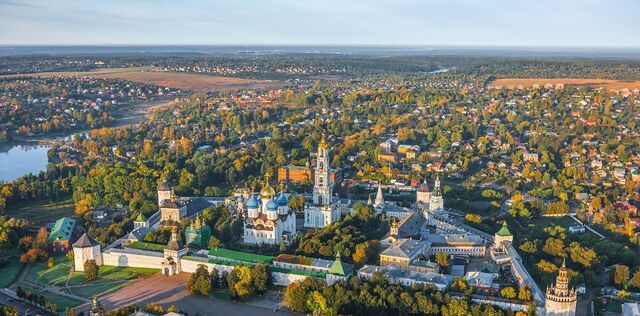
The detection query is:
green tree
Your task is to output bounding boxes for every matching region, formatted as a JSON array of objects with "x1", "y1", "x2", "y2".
[
  {"x1": 84, "y1": 259, "x2": 99, "y2": 281},
  {"x1": 353, "y1": 202, "x2": 373, "y2": 220},
  {"x1": 251, "y1": 264, "x2": 270, "y2": 294},
  {"x1": 186, "y1": 265, "x2": 212, "y2": 296},
  {"x1": 519, "y1": 240, "x2": 537, "y2": 254}
]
